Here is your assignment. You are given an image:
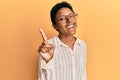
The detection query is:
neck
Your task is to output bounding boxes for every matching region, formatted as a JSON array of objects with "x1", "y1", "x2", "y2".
[{"x1": 58, "y1": 35, "x2": 76, "y2": 49}]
